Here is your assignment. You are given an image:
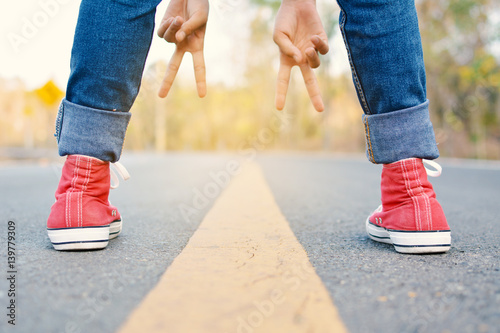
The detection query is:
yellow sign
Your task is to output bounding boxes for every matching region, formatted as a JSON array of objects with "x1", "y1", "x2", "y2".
[{"x1": 35, "y1": 80, "x2": 64, "y2": 106}]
